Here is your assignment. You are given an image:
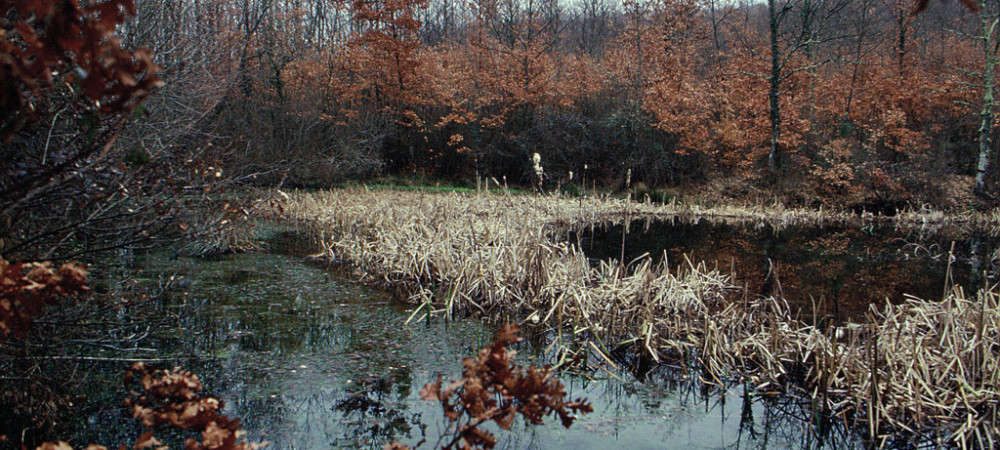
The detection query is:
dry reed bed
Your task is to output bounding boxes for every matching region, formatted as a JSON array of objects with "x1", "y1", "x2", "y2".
[{"x1": 277, "y1": 188, "x2": 998, "y2": 446}]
